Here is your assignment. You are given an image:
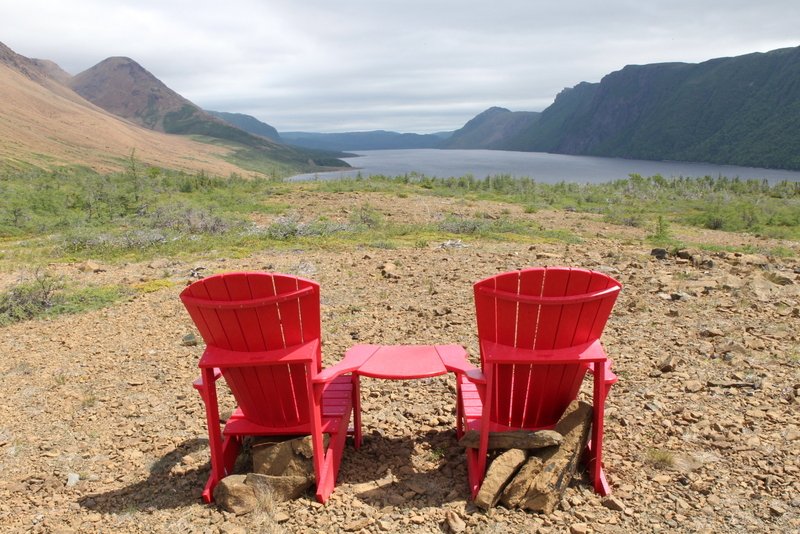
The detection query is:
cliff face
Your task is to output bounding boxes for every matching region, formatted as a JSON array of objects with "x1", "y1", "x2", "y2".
[{"x1": 504, "y1": 46, "x2": 800, "y2": 170}]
